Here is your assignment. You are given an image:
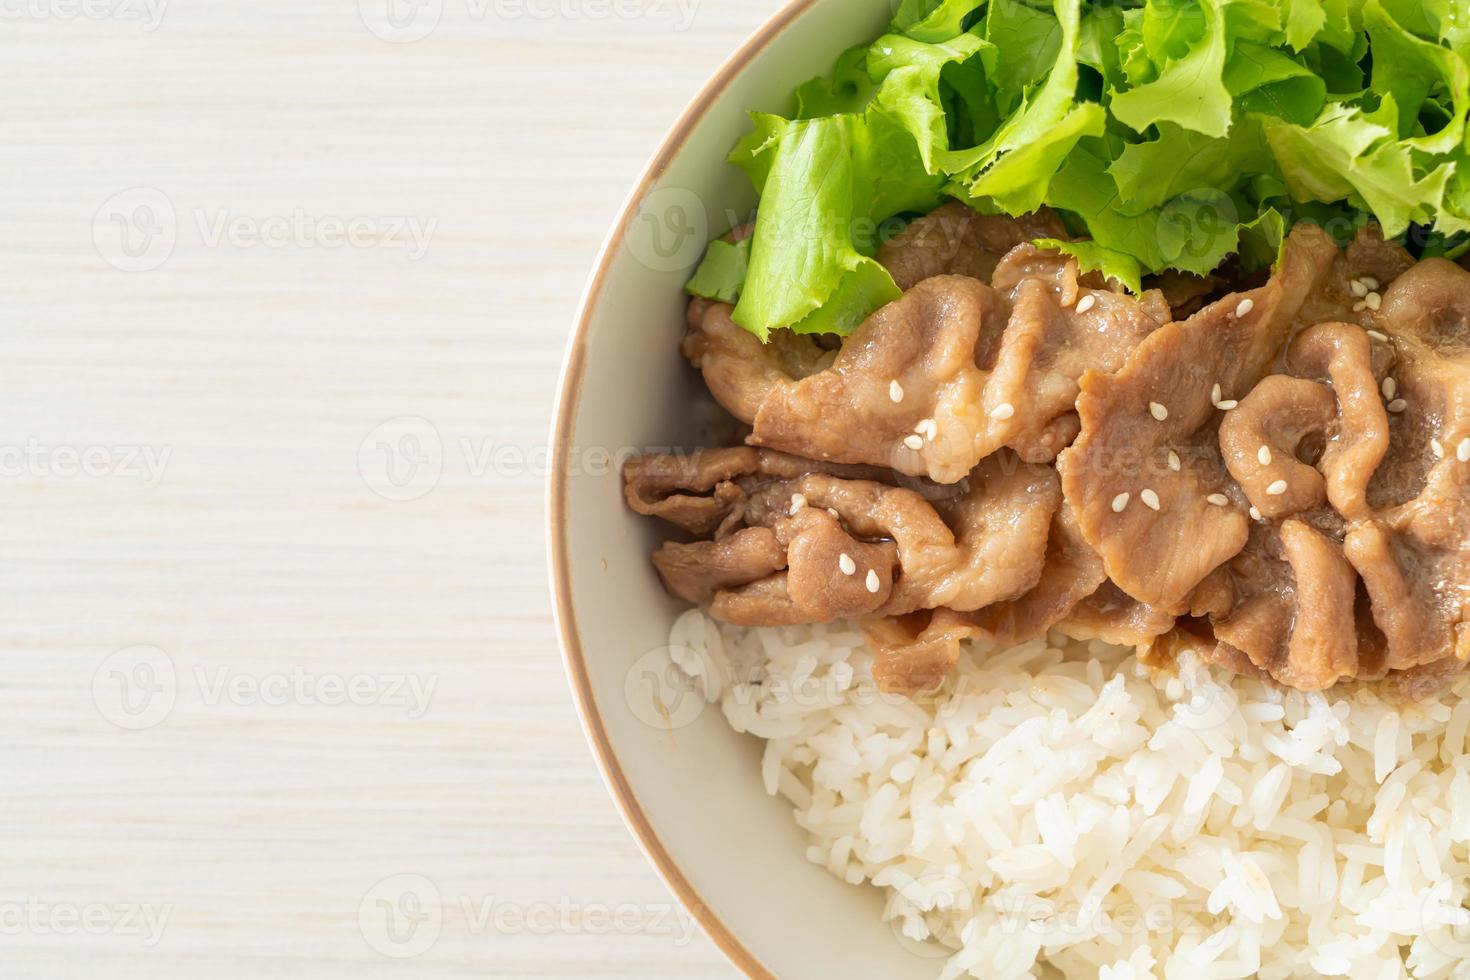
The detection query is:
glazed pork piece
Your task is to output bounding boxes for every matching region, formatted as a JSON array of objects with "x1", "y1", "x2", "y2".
[
  {"x1": 626, "y1": 447, "x2": 1060, "y2": 629},
  {"x1": 876, "y1": 201, "x2": 1069, "y2": 290},
  {"x1": 683, "y1": 214, "x2": 1171, "y2": 482},
  {"x1": 628, "y1": 213, "x2": 1470, "y2": 696}
]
